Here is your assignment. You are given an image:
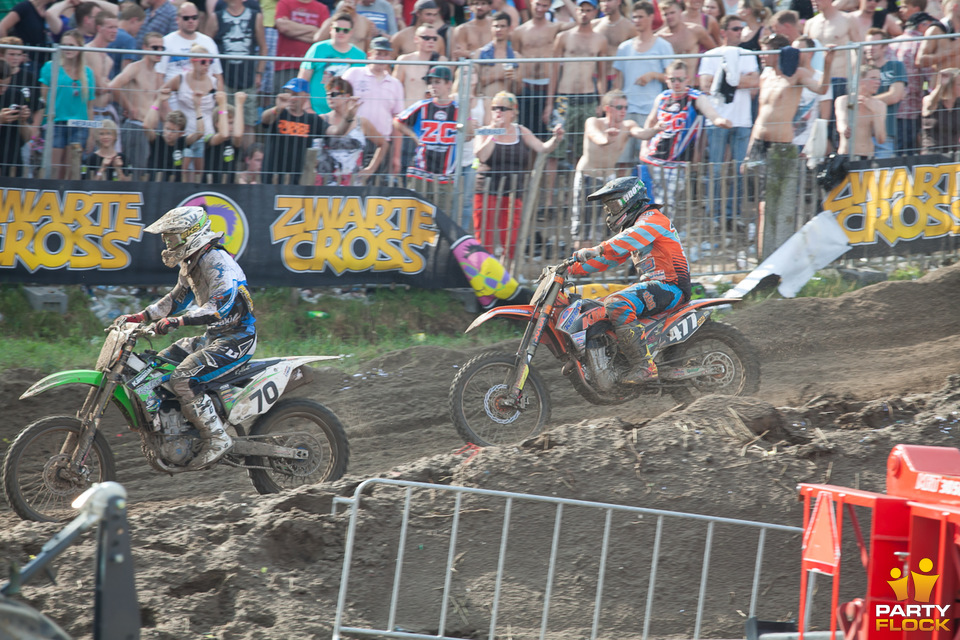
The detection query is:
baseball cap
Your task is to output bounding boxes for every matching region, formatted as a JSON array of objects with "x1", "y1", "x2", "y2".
[
  {"x1": 370, "y1": 36, "x2": 393, "y2": 51},
  {"x1": 282, "y1": 77, "x2": 310, "y2": 93},
  {"x1": 425, "y1": 65, "x2": 454, "y2": 81},
  {"x1": 414, "y1": 0, "x2": 438, "y2": 11},
  {"x1": 578, "y1": 0, "x2": 598, "y2": 7},
  {"x1": 905, "y1": 11, "x2": 936, "y2": 27}
]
